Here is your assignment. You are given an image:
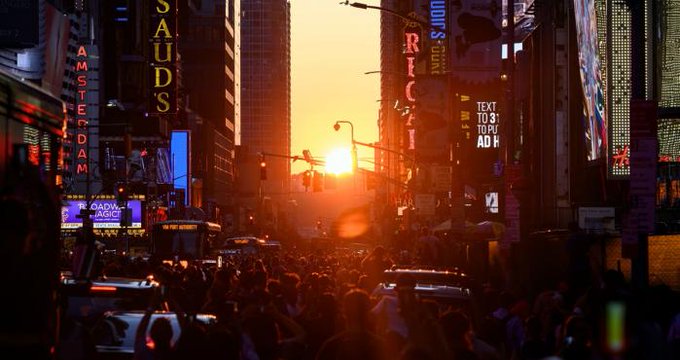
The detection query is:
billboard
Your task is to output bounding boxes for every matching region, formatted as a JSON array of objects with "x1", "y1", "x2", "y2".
[
  {"x1": 573, "y1": 0, "x2": 606, "y2": 162},
  {"x1": 449, "y1": 0, "x2": 503, "y2": 85},
  {"x1": 171, "y1": 130, "x2": 190, "y2": 206},
  {"x1": 61, "y1": 200, "x2": 143, "y2": 229}
]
